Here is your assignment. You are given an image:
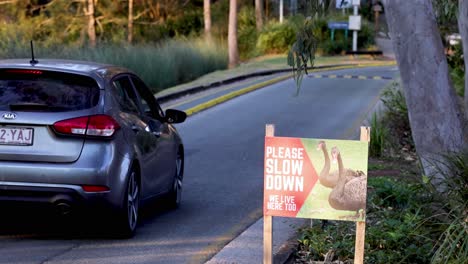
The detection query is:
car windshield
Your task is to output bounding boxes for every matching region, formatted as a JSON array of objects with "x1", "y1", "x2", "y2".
[{"x1": 0, "y1": 69, "x2": 99, "y2": 112}]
